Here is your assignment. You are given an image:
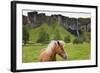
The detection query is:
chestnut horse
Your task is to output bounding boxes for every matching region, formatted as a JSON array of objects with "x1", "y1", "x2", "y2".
[{"x1": 39, "y1": 40, "x2": 67, "y2": 62}]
